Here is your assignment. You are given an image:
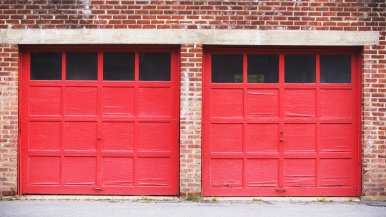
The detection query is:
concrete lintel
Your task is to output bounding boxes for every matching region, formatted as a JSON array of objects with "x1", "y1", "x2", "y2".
[{"x1": 0, "y1": 29, "x2": 379, "y2": 46}]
